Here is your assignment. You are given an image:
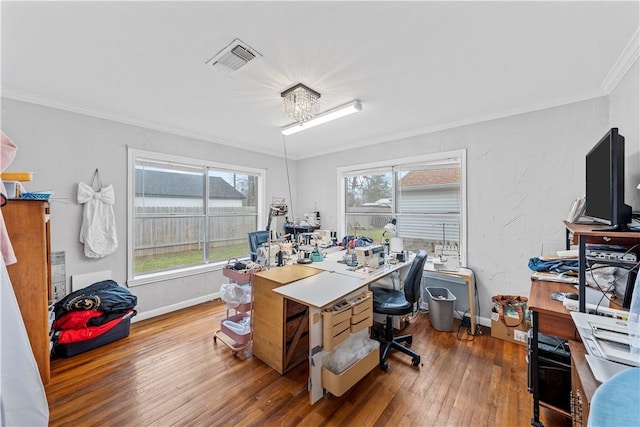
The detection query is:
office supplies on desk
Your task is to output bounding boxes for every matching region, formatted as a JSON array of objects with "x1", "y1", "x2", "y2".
[
  {"x1": 563, "y1": 298, "x2": 628, "y2": 319},
  {"x1": 530, "y1": 271, "x2": 578, "y2": 284}
]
